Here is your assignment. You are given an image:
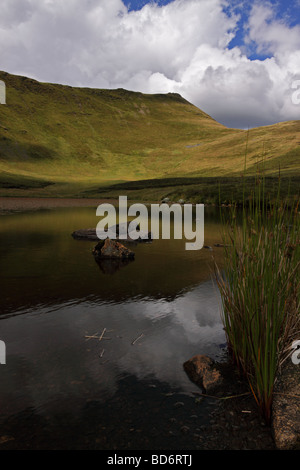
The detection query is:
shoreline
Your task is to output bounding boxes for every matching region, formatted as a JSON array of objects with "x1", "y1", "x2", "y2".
[
  {"x1": 0, "y1": 196, "x2": 232, "y2": 214},
  {"x1": 0, "y1": 197, "x2": 119, "y2": 213}
]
